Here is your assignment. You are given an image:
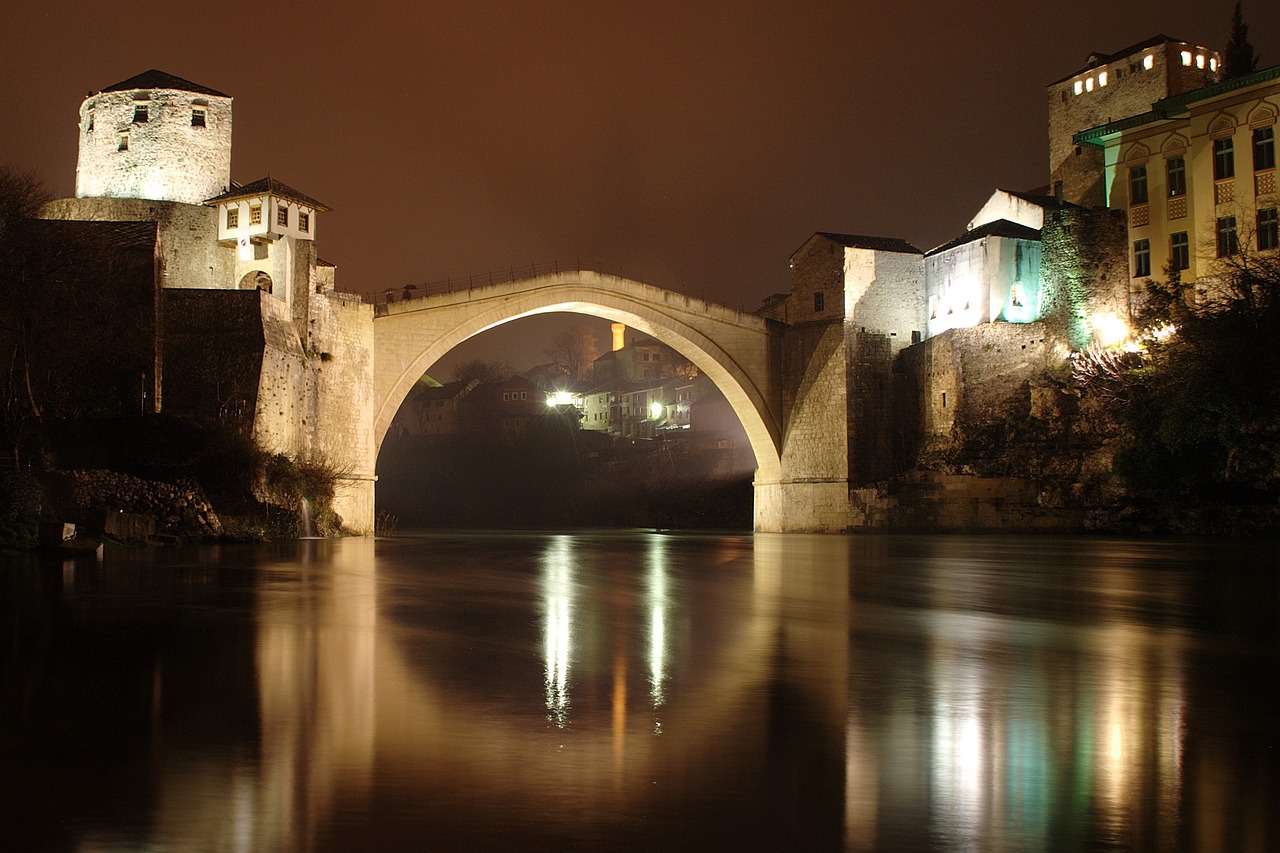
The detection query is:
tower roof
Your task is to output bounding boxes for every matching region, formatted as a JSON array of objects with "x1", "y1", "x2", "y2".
[
  {"x1": 98, "y1": 70, "x2": 228, "y2": 98},
  {"x1": 205, "y1": 177, "x2": 331, "y2": 211}
]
